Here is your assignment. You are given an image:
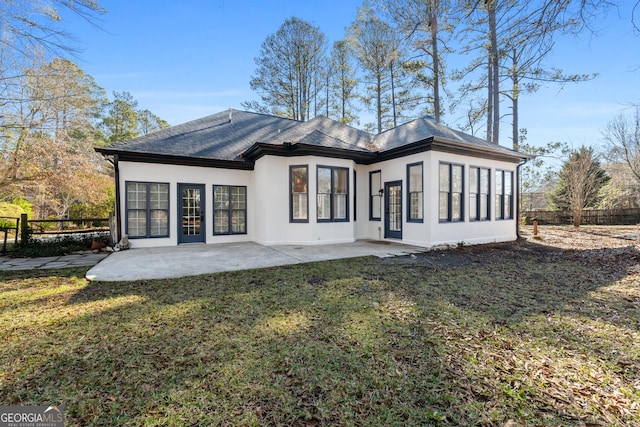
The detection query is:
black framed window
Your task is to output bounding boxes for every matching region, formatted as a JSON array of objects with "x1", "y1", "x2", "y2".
[
  {"x1": 126, "y1": 181, "x2": 169, "y2": 238},
  {"x1": 439, "y1": 163, "x2": 464, "y2": 222},
  {"x1": 369, "y1": 170, "x2": 382, "y2": 220},
  {"x1": 290, "y1": 165, "x2": 308, "y2": 222},
  {"x1": 317, "y1": 166, "x2": 349, "y2": 222},
  {"x1": 469, "y1": 166, "x2": 490, "y2": 221},
  {"x1": 407, "y1": 162, "x2": 423, "y2": 222},
  {"x1": 496, "y1": 170, "x2": 514, "y2": 220},
  {"x1": 213, "y1": 185, "x2": 247, "y2": 235},
  {"x1": 353, "y1": 170, "x2": 357, "y2": 222}
]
